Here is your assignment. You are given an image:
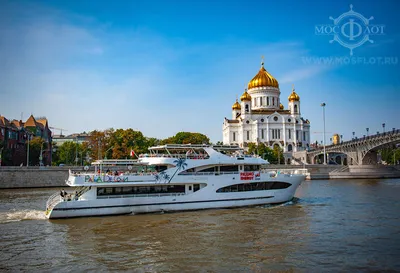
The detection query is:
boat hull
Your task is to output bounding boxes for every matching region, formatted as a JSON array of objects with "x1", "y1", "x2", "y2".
[{"x1": 47, "y1": 175, "x2": 303, "y2": 219}]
